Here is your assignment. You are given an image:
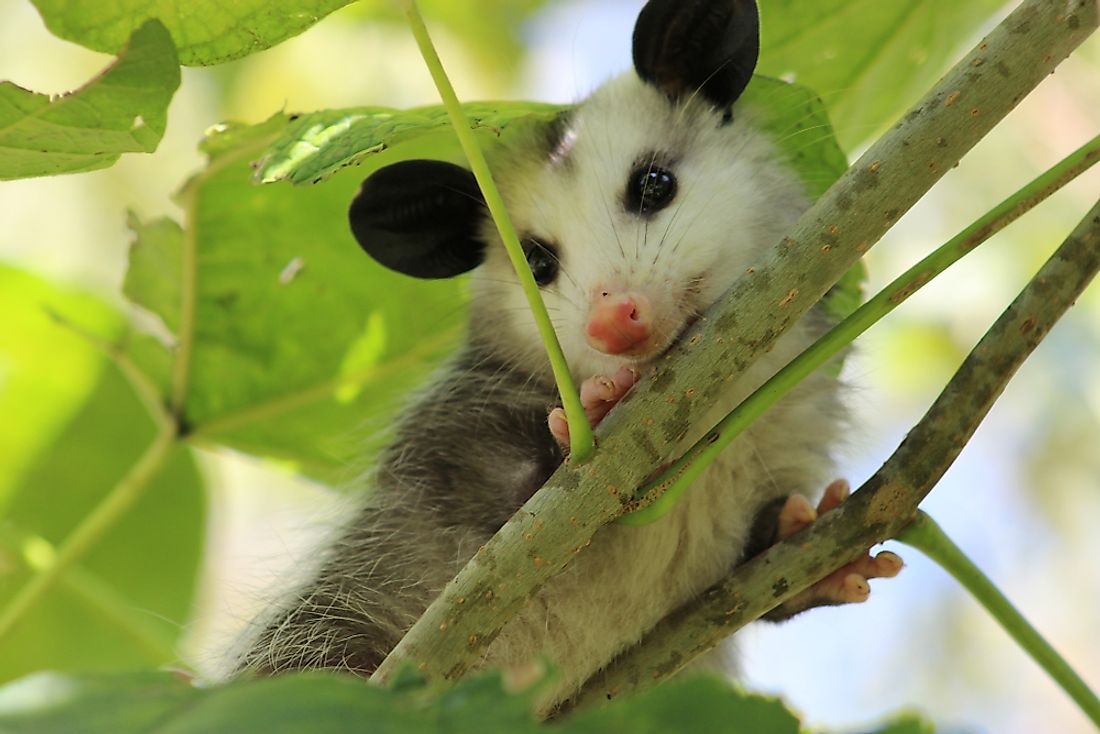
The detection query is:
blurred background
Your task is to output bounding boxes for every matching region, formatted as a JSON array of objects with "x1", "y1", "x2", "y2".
[{"x1": 1, "y1": 0, "x2": 1098, "y2": 731}]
